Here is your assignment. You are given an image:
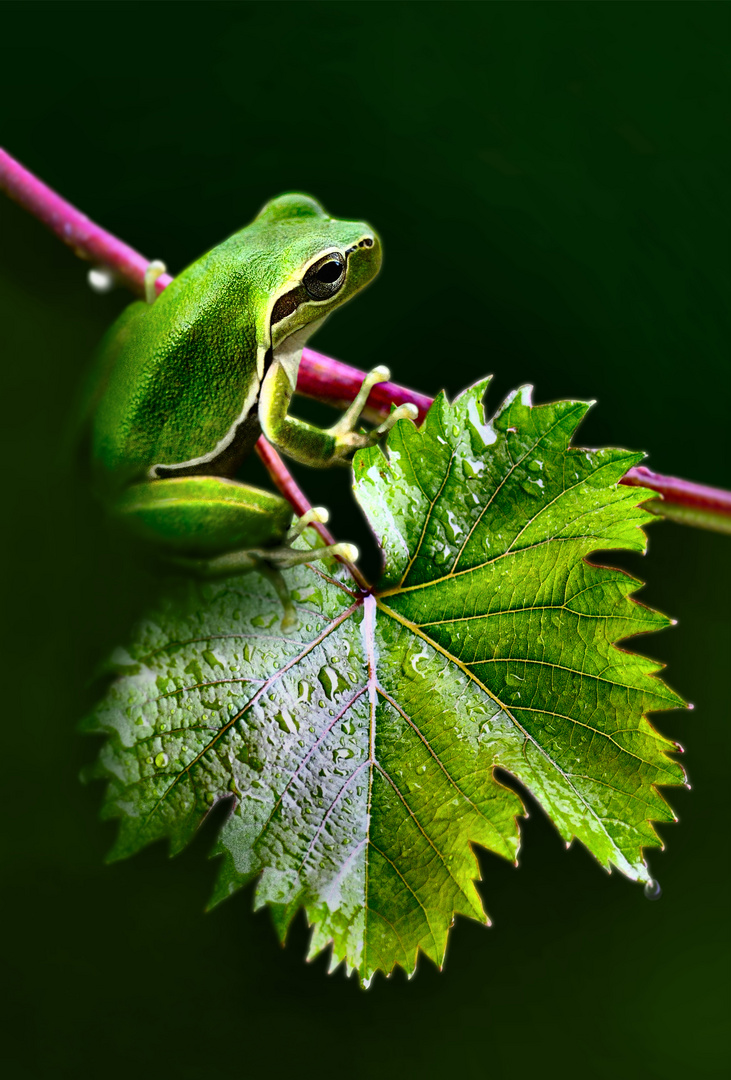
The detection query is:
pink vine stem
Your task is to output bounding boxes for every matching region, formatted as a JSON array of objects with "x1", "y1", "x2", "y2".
[{"x1": 1, "y1": 146, "x2": 729, "y2": 536}]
